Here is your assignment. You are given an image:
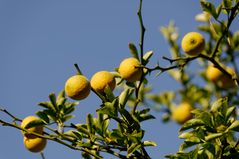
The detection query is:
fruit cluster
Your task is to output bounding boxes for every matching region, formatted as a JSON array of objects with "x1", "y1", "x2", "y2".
[
  {"x1": 21, "y1": 116, "x2": 46, "y2": 153},
  {"x1": 65, "y1": 57, "x2": 142, "y2": 100}
]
